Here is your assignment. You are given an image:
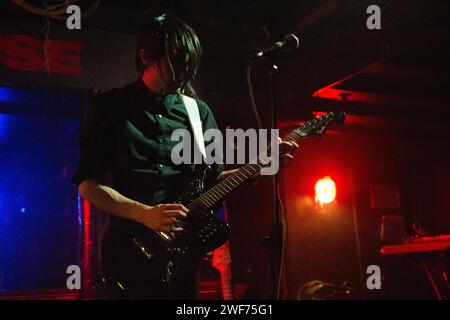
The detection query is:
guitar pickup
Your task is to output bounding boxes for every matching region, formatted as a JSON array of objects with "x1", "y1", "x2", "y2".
[
  {"x1": 156, "y1": 231, "x2": 172, "y2": 241},
  {"x1": 132, "y1": 238, "x2": 154, "y2": 260}
]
